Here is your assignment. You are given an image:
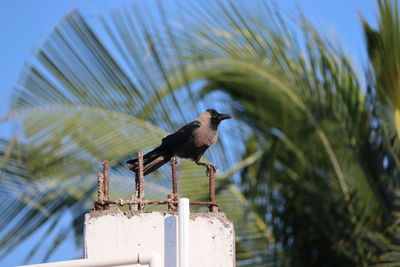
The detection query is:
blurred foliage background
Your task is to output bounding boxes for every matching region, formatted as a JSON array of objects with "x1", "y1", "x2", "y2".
[{"x1": 2, "y1": 0, "x2": 400, "y2": 266}]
